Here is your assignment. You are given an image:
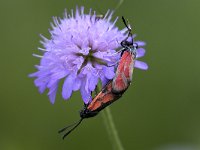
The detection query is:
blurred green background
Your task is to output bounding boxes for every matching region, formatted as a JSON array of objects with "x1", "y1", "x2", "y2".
[{"x1": 0, "y1": 0, "x2": 200, "y2": 149}]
